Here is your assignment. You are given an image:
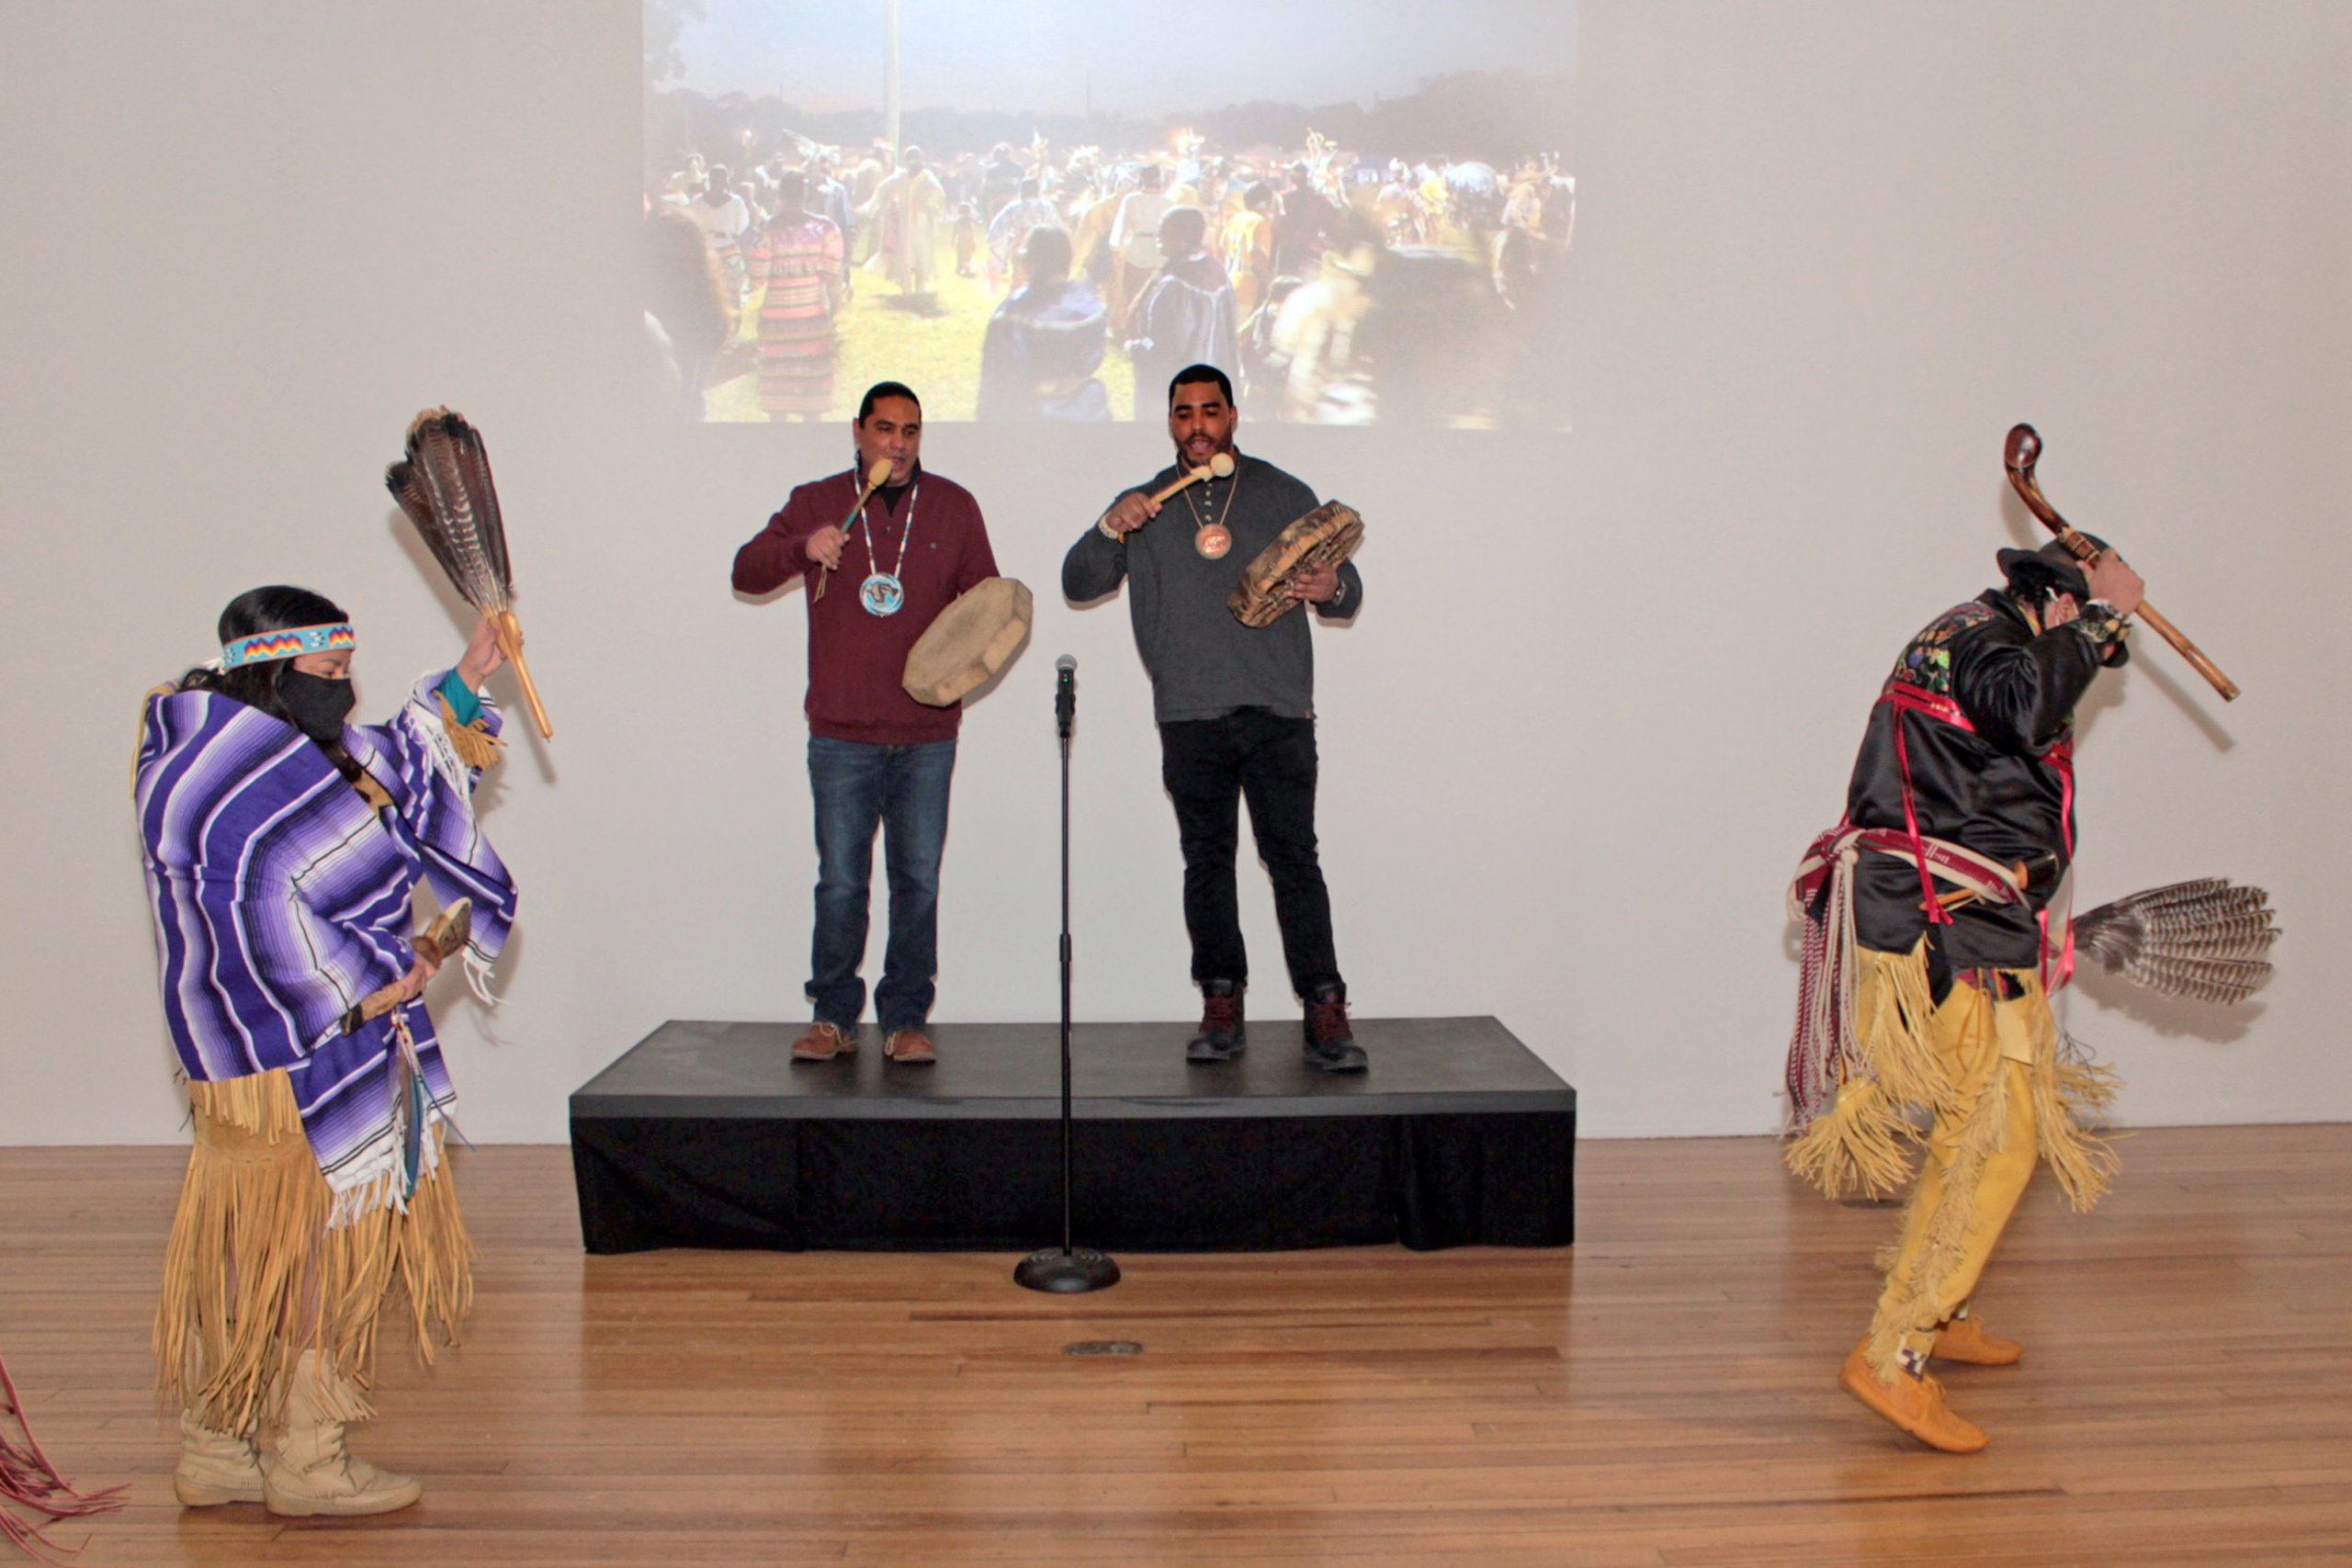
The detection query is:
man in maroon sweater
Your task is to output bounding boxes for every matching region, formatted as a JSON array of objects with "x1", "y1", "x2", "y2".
[{"x1": 731, "y1": 382, "x2": 1001, "y2": 1063}]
